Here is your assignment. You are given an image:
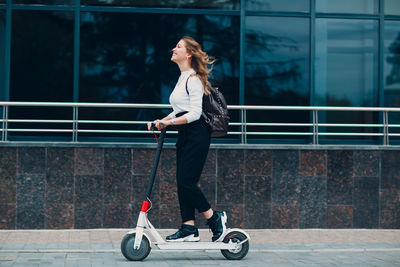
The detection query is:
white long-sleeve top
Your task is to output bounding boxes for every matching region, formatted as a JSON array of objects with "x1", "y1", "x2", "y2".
[{"x1": 168, "y1": 68, "x2": 204, "y2": 123}]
